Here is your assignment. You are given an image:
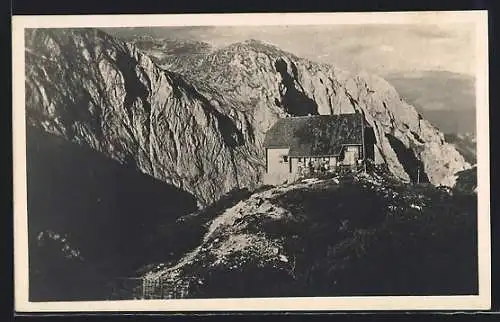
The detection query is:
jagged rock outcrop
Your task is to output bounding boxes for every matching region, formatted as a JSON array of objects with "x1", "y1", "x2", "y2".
[
  {"x1": 130, "y1": 38, "x2": 213, "y2": 73},
  {"x1": 156, "y1": 39, "x2": 471, "y2": 187},
  {"x1": 25, "y1": 28, "x2": 263, "y2": 206}
]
